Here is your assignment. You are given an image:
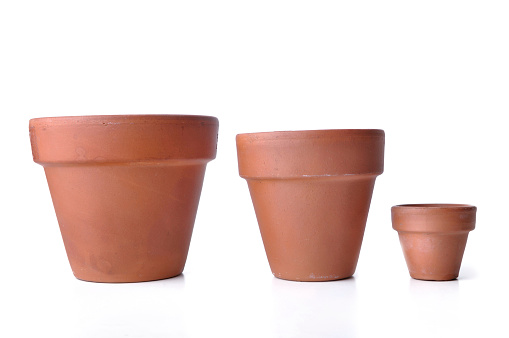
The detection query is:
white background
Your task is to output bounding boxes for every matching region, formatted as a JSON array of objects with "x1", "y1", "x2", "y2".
[{"x1": 1, "y1": 1, "x2": 508, "y2": 337}]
